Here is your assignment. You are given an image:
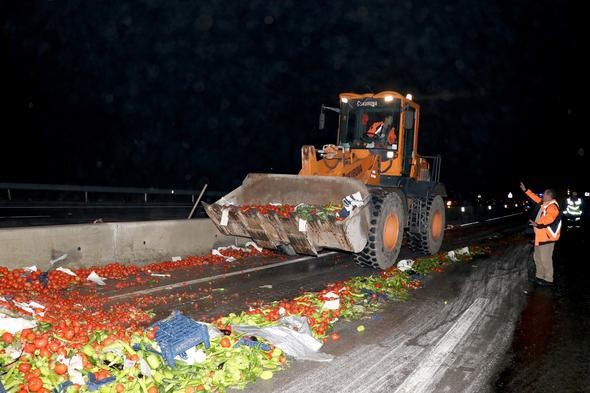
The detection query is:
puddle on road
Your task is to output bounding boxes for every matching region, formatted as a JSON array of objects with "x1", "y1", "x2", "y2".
[{"x1": 493, "y1": 230, "x2": 590, "y2": 393}]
